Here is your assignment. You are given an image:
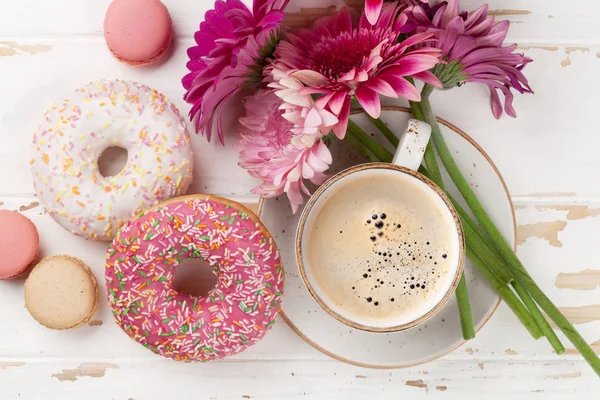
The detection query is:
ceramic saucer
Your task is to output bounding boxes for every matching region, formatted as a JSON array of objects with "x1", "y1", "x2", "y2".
[{"x1": 259, "y1": 107, "x2": 515, "y2": 368}]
